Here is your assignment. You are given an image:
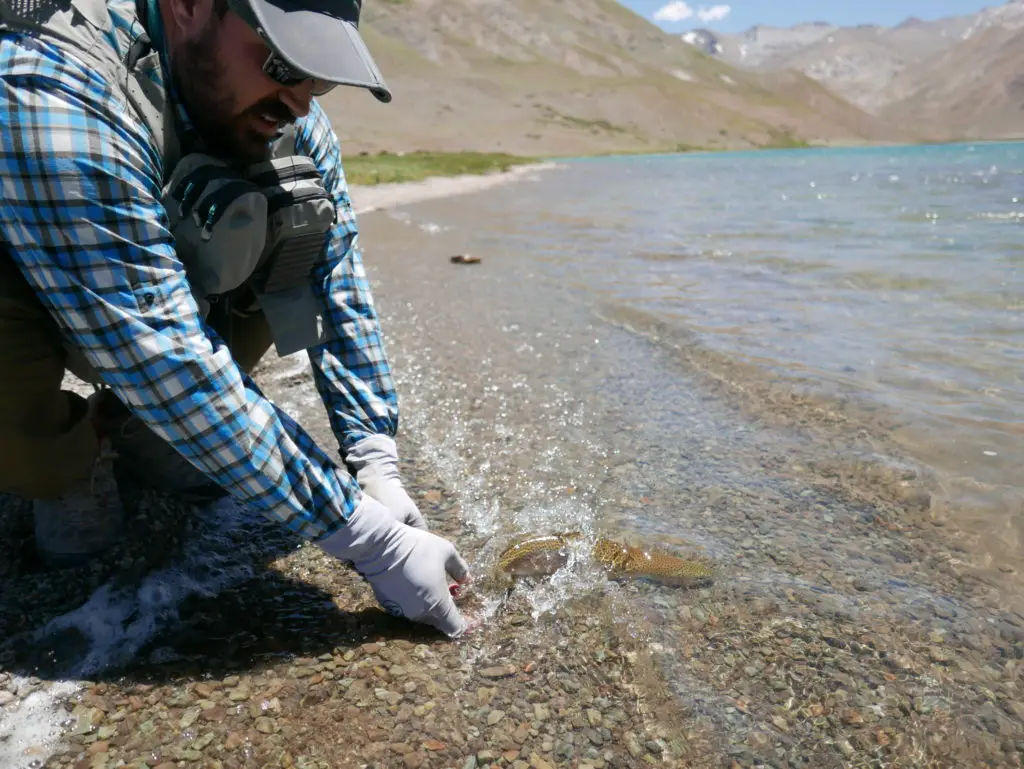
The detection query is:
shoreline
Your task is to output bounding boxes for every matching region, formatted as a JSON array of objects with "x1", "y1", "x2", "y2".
[
  {"x1": 348, "y1": 162, "x2": 560, "y2": 215},
  {"x1": 342, "y1": 137, "x2": 1024, "y2": 215}
]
